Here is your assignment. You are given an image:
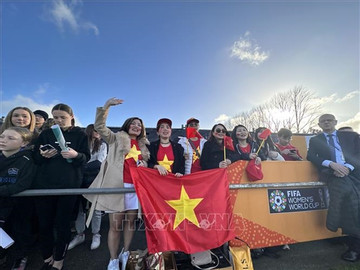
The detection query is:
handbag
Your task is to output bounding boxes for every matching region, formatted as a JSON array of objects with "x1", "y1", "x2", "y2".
[
  {"x1": 191, "y1": 250, "x2": 219, "y2": 270},
  {"x1": 245, "y1": 159, "x2": 263, "y2": 181},
  {"x1": 229, "y1": 245, "x2": 254, "y2": 270},
  {"x1": 145, "y1": 252, "x2": 165, "y2": 270}
]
